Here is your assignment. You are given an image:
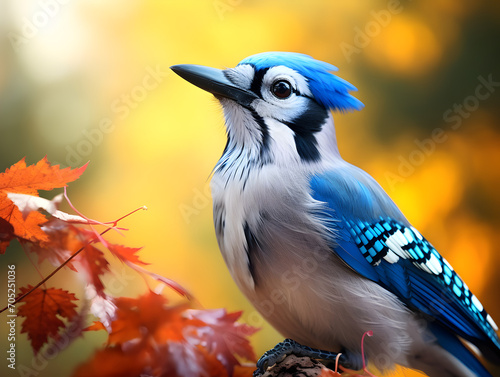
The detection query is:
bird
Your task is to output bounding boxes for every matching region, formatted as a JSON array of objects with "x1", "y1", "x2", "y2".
[{"x1": 171, "y1": 52, "x2": 500, "y2": 377}]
